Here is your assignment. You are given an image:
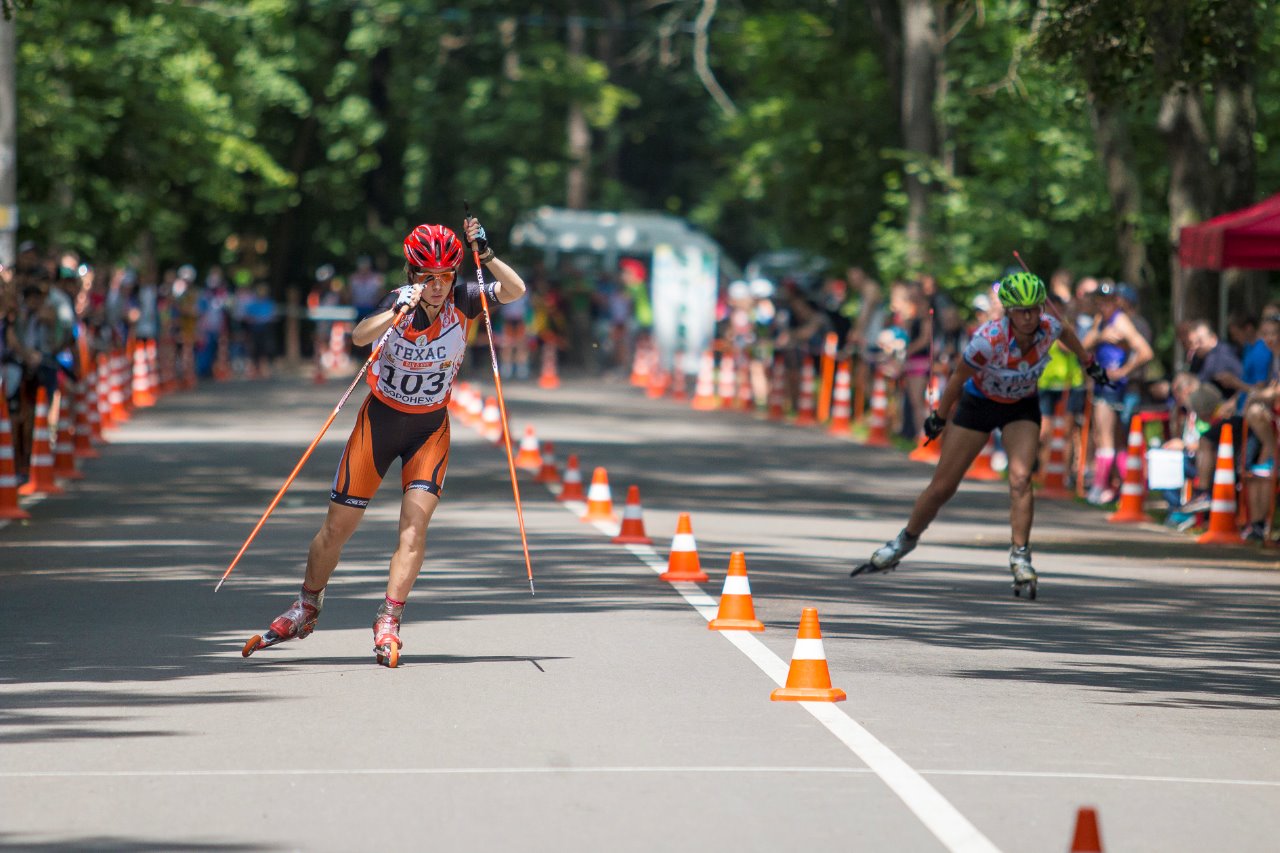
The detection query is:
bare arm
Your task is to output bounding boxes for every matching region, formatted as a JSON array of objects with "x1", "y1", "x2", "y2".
[
  {"x1": 483, "y1": 254, "x2": 527, "y2": 305},
  {"x1": 935, "y1": 359, "x2": 978, "y2": 420}
]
